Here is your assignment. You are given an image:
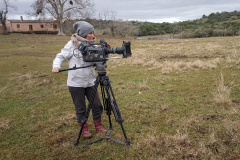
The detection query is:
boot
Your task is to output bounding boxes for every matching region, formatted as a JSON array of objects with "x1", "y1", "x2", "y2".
[
  {"x1": 79, "y1": 123, "x2": 92, "y2": 138},
  {"x1": 94, "y1": 119, "x2": 107, "y2": 133}
]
